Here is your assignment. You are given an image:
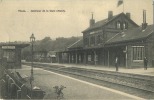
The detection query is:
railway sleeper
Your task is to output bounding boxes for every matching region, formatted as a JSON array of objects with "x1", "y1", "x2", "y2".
[
  {"x1": 23, "y1": 63, "x2": 154, "y2": 93},
  {"x1": 50, "y1": 68, "x2": 154, "y2": 93}
]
